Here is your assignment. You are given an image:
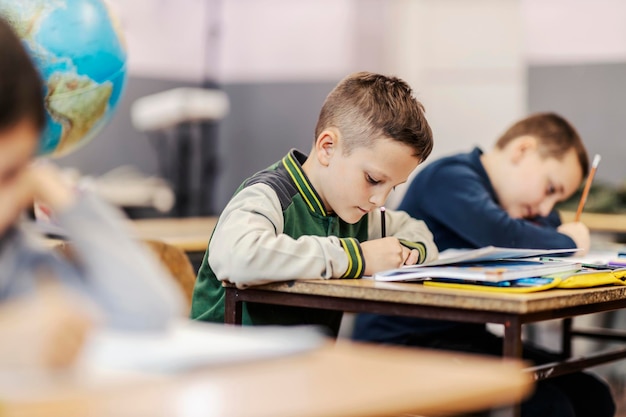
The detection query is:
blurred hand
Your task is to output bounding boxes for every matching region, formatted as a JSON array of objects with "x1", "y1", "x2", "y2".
[
  {"x1": 0, "y1": 281, "x2": 96, "y2": 370},
  {"x1": 557, "y1": 222, "x2": 591, "y2": 256},
  {"x1": 28, "y1": 162, "x2": 76, "y2": 213},
  {"x1": 0, "y1": 168, "x2": 35, "y2": 236},
  {"x1": 361, "y1": 237, "x2": 418, "y2": 276},
  {"x1": 0, "y1": 162, "x2": 77, "y2": 236}
]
